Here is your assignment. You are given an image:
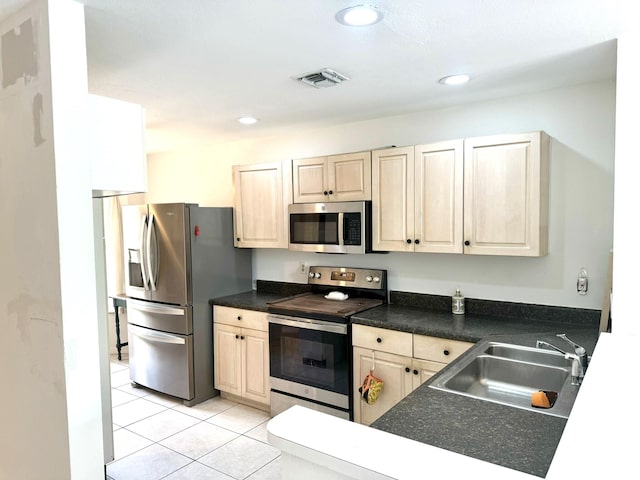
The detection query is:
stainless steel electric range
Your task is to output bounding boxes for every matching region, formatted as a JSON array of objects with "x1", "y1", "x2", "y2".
[{"x1": 267, "y1": 266, "x2": 387, "y2": 420}]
